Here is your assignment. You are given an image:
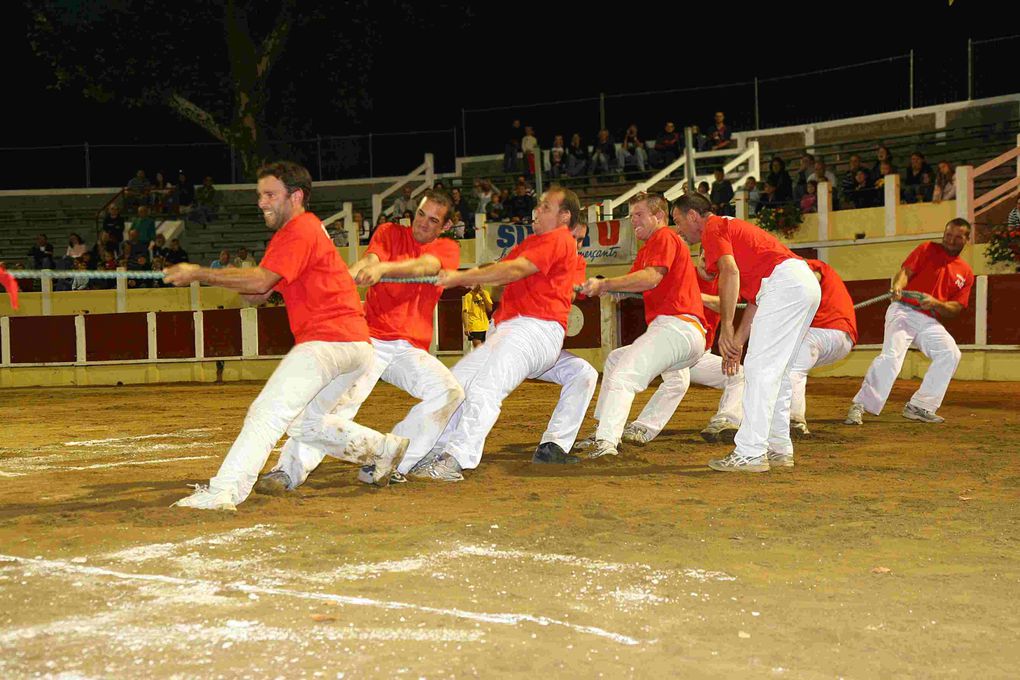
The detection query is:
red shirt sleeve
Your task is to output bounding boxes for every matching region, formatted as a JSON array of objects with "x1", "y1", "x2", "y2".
[
  {"x1": 518, "y1": 229, "x2": 571, "y2": 274},
  {"x1": 701, "y1": 219, "x2": 732, "y2": 275},
  {"x1": 366, "y1": 223, "x2": 396, "y2": 260},
  {"x1": 902, "y1": 242, "x2": 929, "y2": 273},
  {"x1": 260, "y1": 222, "x2": 314, "y2": 285},
  {"x1": 424, "y1": 237, "x2": 461, "y2": 270}
]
